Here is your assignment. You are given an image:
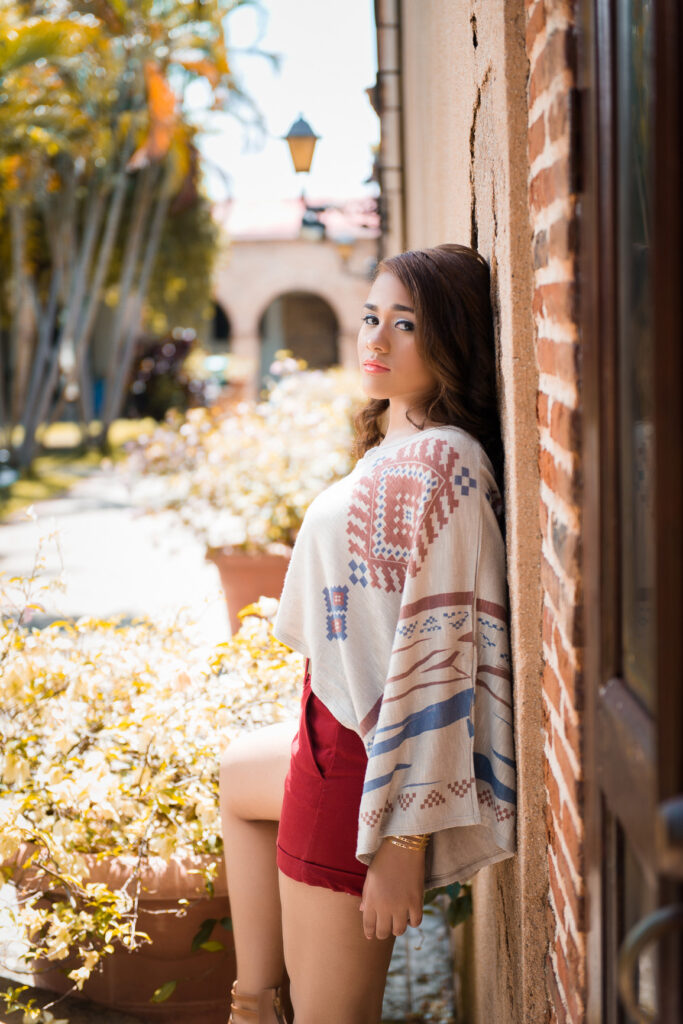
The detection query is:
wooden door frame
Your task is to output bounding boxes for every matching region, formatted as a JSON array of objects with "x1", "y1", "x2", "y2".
[{"x1": 579, "y1": 0, "x2": 683, "y2": 1020}]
